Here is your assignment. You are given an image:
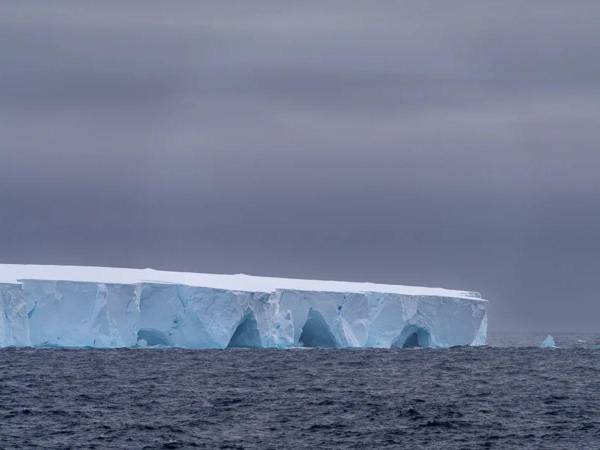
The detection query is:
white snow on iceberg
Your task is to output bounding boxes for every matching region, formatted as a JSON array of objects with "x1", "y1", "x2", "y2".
[{"x1": 0, "y1": 264, "x2": 487, "y2": 349}]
